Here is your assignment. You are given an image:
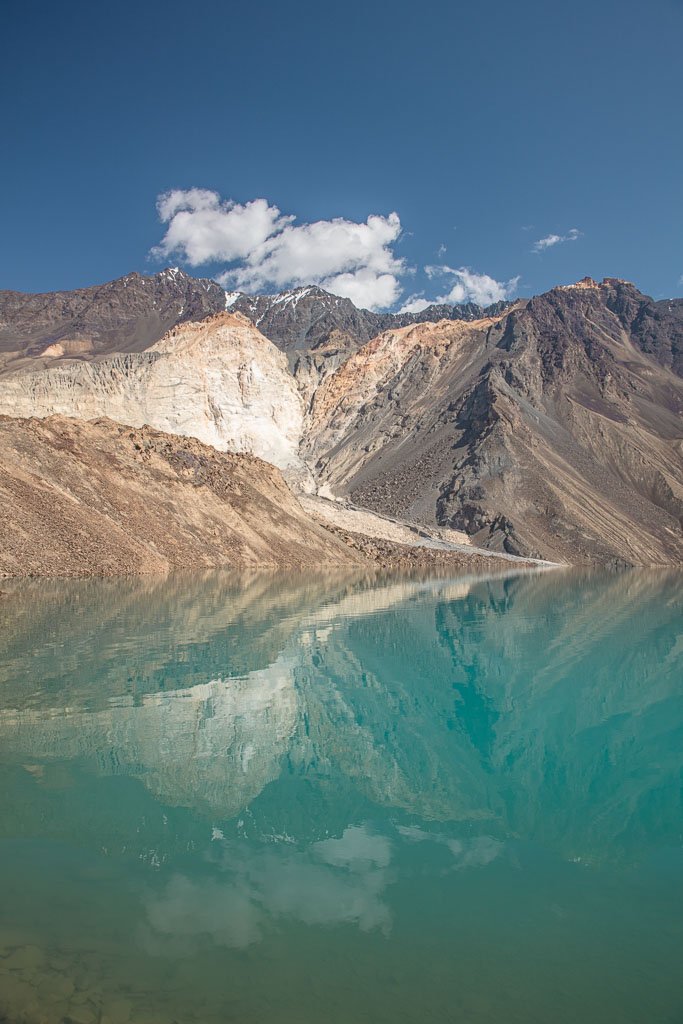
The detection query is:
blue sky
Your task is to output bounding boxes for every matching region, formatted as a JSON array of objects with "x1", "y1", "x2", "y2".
[{"x1": 2, "y1": 0, "x2": 681, "y2": 308}]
